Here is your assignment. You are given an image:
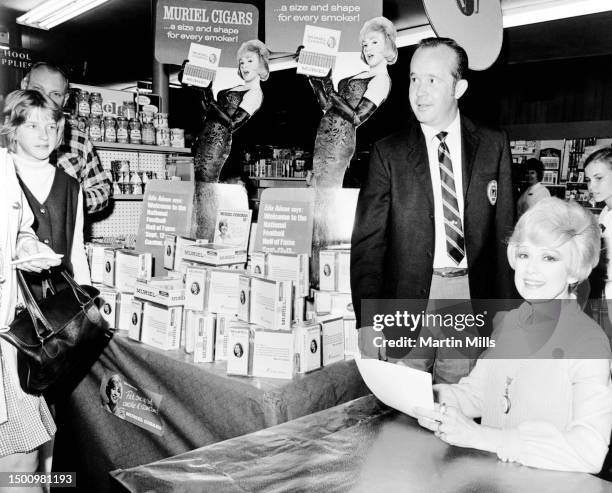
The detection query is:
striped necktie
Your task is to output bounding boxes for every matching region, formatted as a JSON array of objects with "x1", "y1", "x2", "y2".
[{"x1": 437, "y1": 131, "x2": 465, "y2": 265}]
